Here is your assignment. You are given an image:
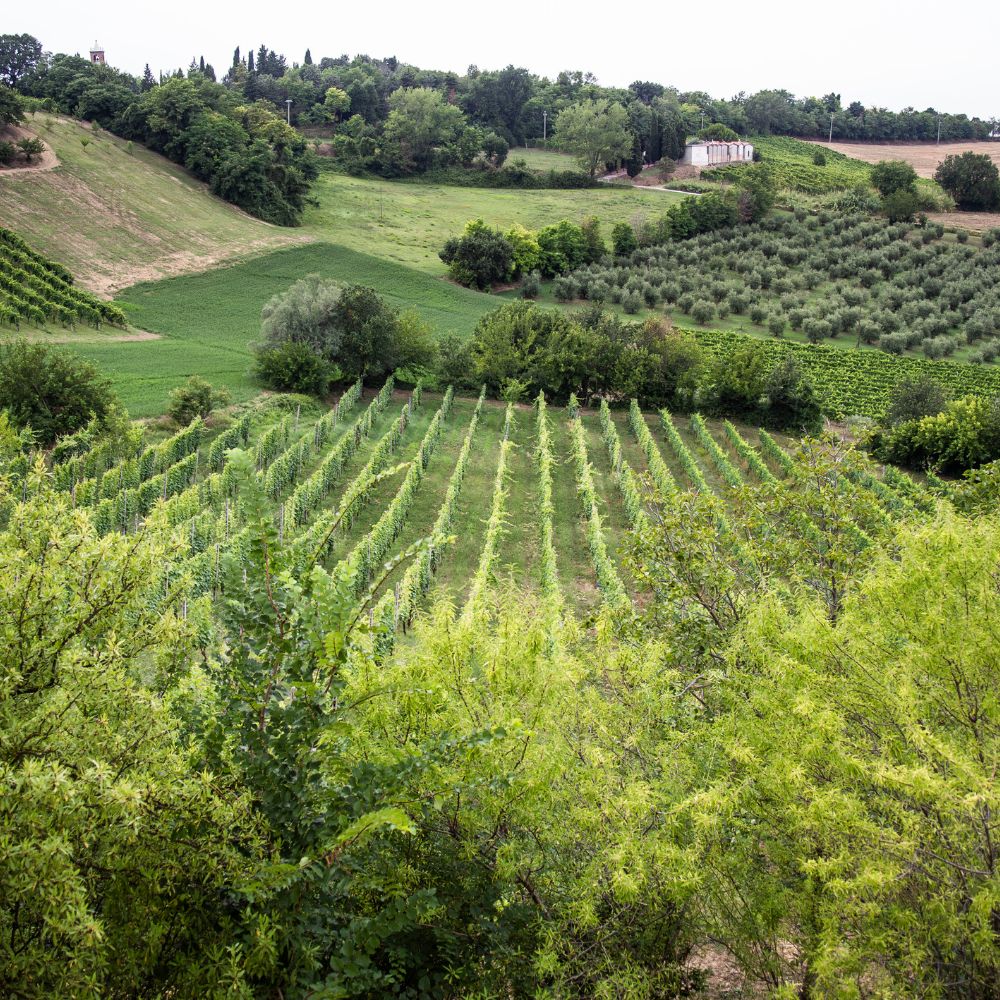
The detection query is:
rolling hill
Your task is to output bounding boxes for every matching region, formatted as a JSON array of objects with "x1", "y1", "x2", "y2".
[{"x1": 0, "y1": 113, "x2": 306, "y2": 296}]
